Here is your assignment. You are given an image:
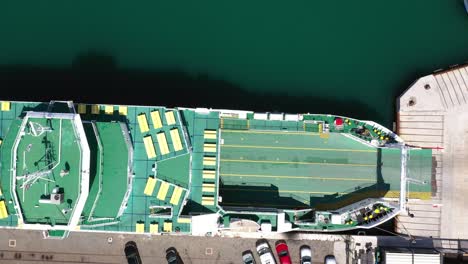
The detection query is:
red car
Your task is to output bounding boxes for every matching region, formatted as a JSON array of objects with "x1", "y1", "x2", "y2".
[{"x1": 275, "y1": 241, "x2": 292, "y2": 264}]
